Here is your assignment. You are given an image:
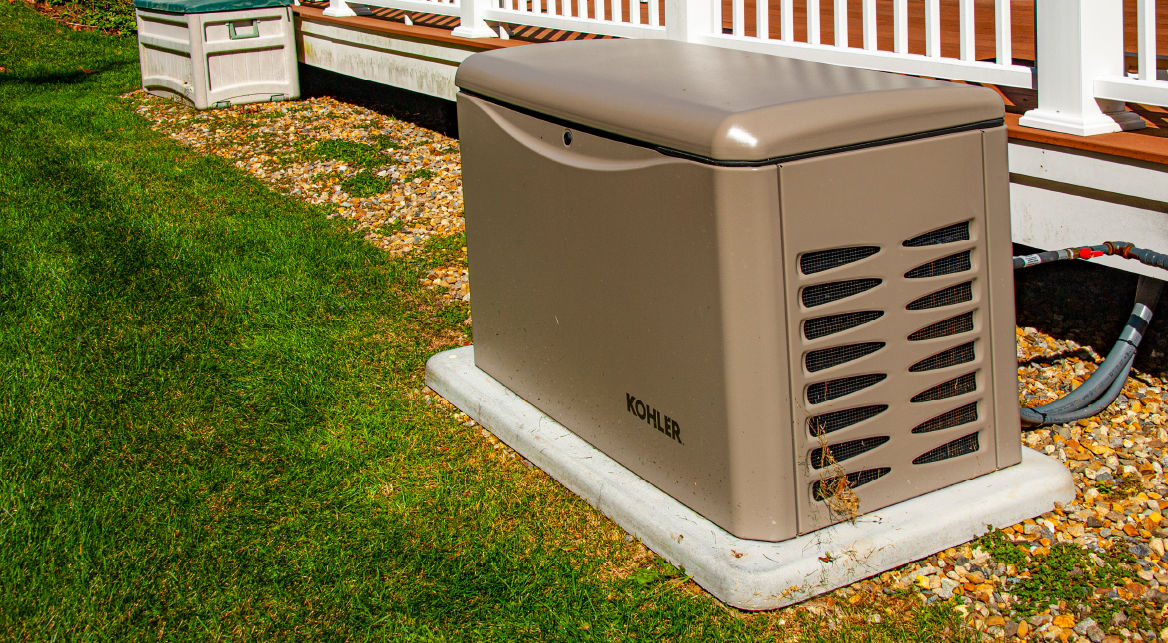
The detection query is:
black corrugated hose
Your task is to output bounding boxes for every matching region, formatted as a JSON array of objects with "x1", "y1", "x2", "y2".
[{"x1": 1014, "y1": 242, "x2": 1166, "y2": 428}]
